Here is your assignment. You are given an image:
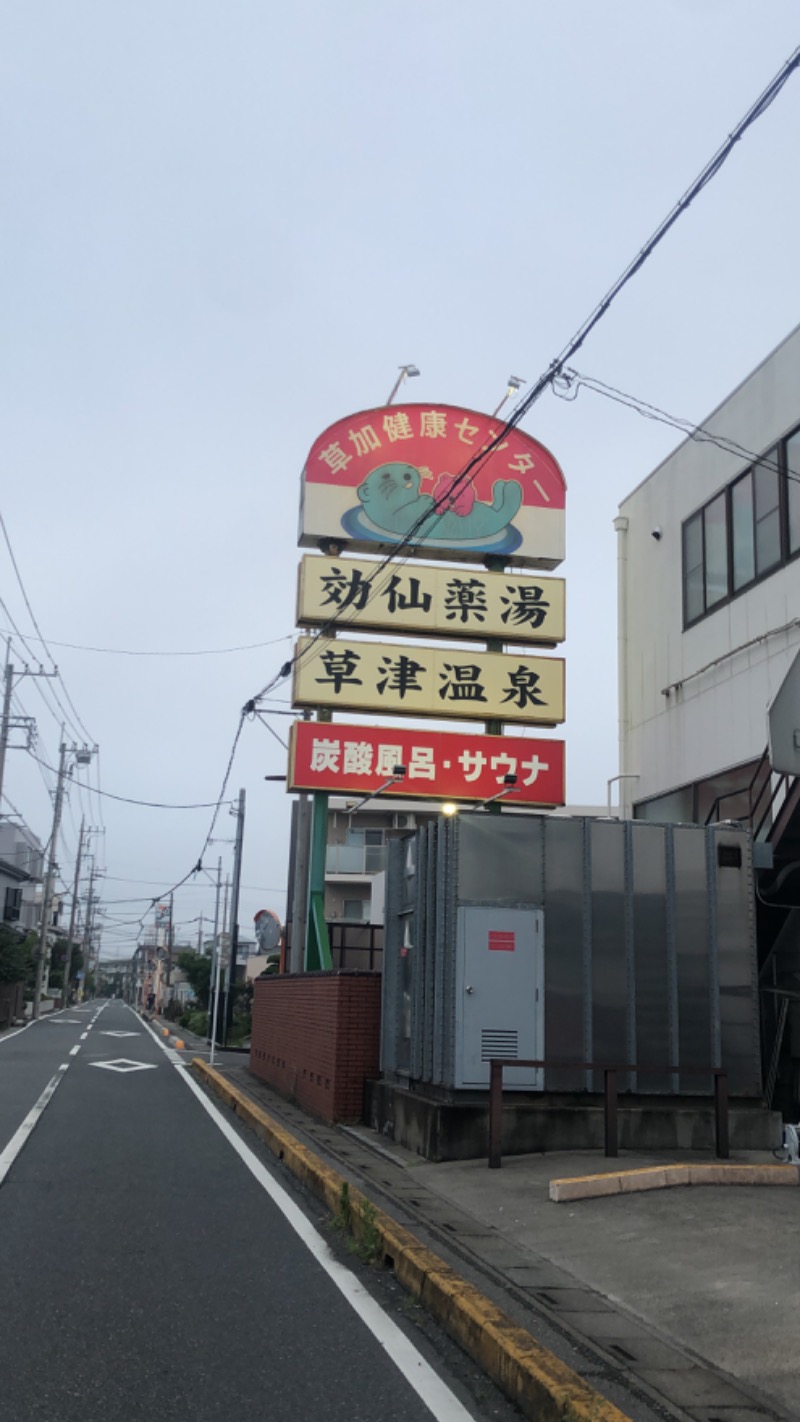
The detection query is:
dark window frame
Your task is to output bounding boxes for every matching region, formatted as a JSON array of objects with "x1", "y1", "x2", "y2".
[{"x1": 682, "y1": 422, "x2": 800, "y2": 629}]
